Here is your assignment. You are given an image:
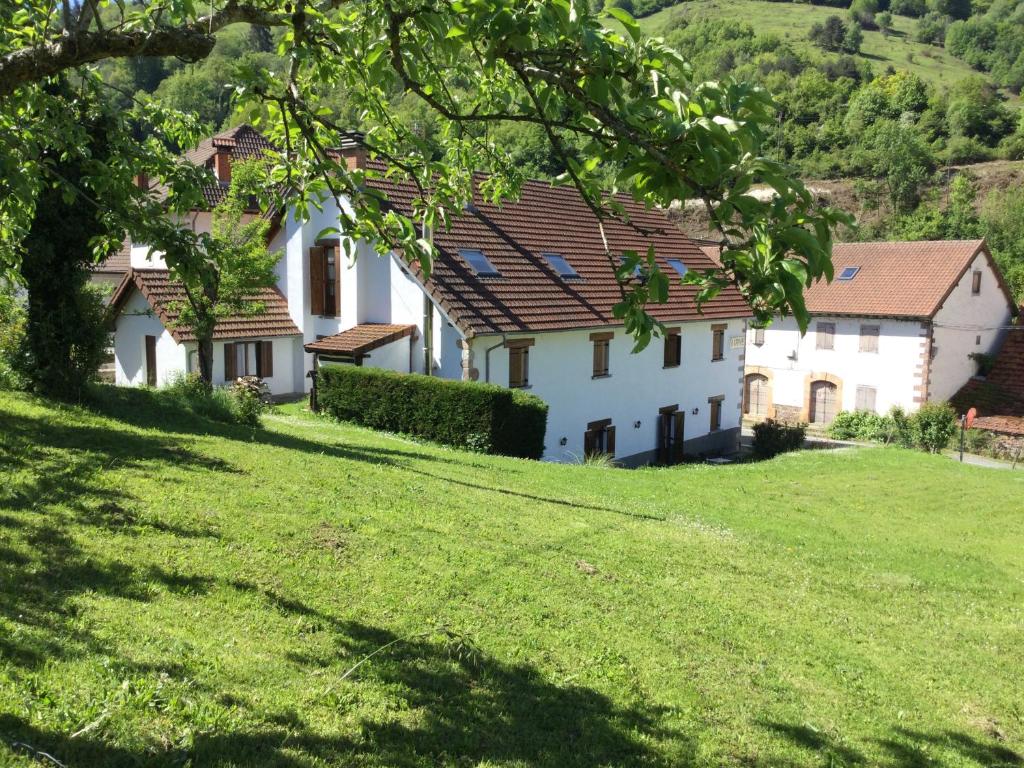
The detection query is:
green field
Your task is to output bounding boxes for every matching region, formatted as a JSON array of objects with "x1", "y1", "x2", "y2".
[
  {"x1": 637, "y1": 0, "x2": 987, "y2": 90},
  {"x1": 1, "y1": 388, "x2": 1023, "y2": 766}
]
